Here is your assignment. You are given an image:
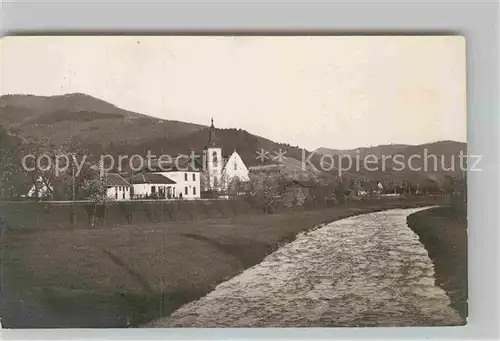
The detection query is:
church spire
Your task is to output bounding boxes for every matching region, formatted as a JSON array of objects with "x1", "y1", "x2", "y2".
[{"x1": 207, "y1": 118, "x2": 220, "y2": 147}]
